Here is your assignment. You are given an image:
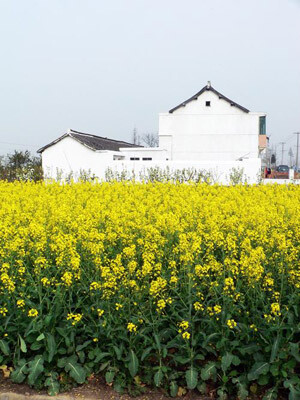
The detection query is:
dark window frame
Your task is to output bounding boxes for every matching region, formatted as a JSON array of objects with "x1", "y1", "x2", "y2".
[
  {"x1": 205, "y1": 101, "x2": 211, "y2": 107},
  {"x1": 259, "y1": 116, "x2": 266, "y2": 135}
]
